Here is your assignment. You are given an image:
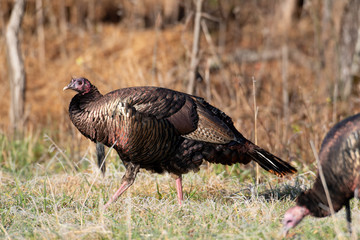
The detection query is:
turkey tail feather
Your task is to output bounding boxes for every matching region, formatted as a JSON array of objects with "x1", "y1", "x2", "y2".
[
  {"x1": 96, "y1": 142, "x2": 106, "y2": 175},
  {"x1": 247, "y1": 145, "x2": 297, "y2": 176}
]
